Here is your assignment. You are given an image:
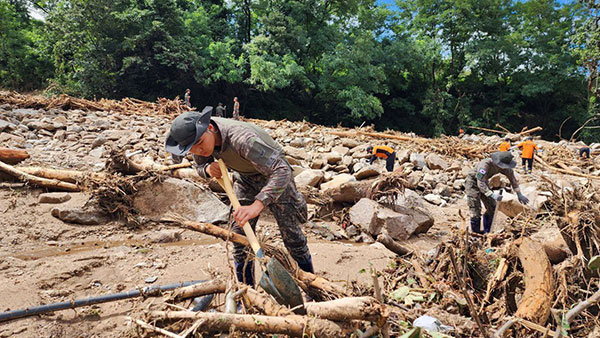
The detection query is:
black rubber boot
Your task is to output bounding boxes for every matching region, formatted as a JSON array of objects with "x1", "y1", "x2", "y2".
[
  {"x1": 470, "y1": 217, "x2": 482, "y2": 234},
  {"x1": 235, "y1": 260, "x2": 255, "y2": 286},
  {"x1": 483, "y1": 213, "x2": 493, "y2": 233},
  {"x1": 296, "y1": 256, "x2": 315, "y2": 274}
]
